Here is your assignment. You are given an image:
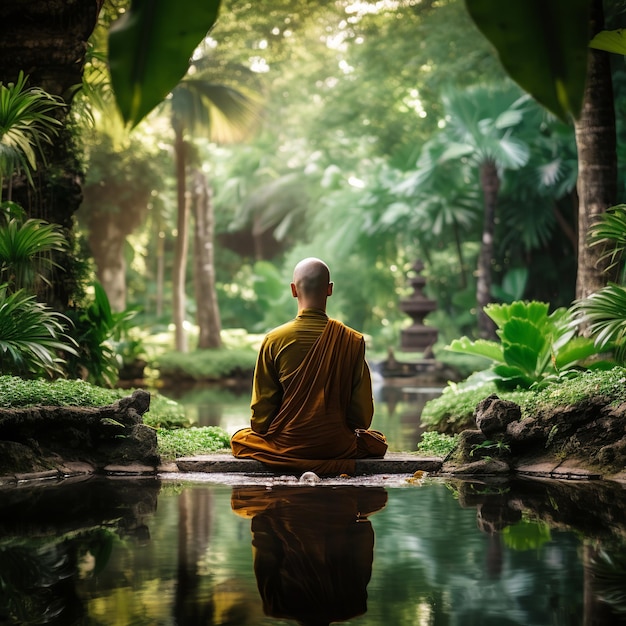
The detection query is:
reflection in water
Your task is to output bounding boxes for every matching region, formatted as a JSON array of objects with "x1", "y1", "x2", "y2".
[
  {"x1": 0, "y1": 476, "x2": 160, "y2": 625},
  {"x1": 231, "y1": 486, "x2": 388, "y2": 625},
  {"x1": 1, "y1": 476, "x2": 626, "y2": 624}
]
